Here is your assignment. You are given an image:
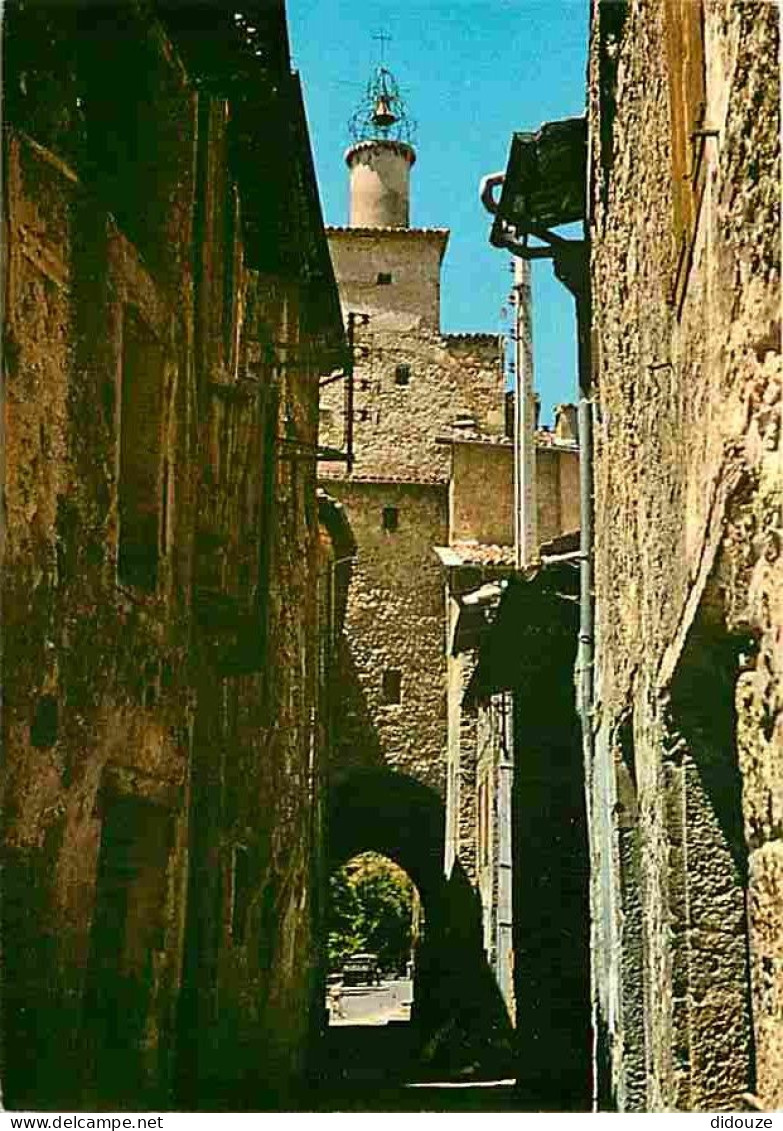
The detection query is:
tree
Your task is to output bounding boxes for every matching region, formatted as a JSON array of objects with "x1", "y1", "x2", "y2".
[{"x1": 327, "y1": 852, "x2": 414, "y2": 973}]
